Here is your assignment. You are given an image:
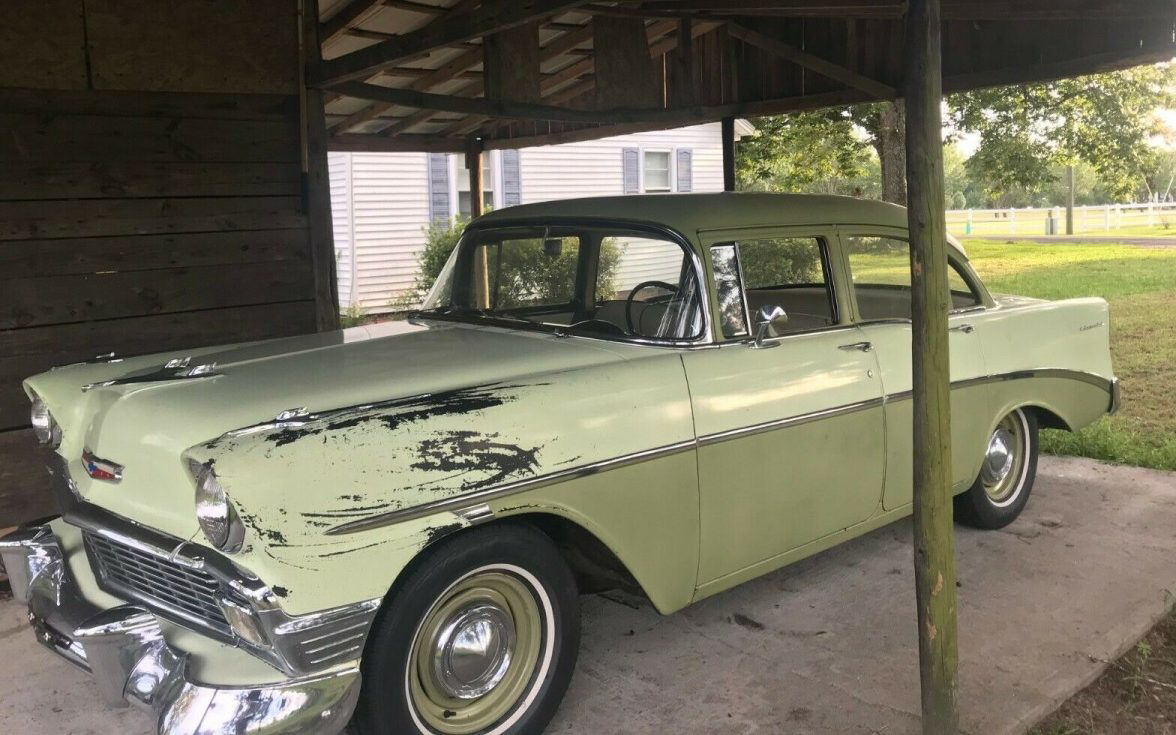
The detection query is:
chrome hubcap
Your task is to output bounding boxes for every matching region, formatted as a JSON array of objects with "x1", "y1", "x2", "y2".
[
  {"x1": 431, "y1": 603, "x2": 516, "y2": 700},
  {"x1": 981, "y1": 428, "x2": 1016, "y2": 486}
]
